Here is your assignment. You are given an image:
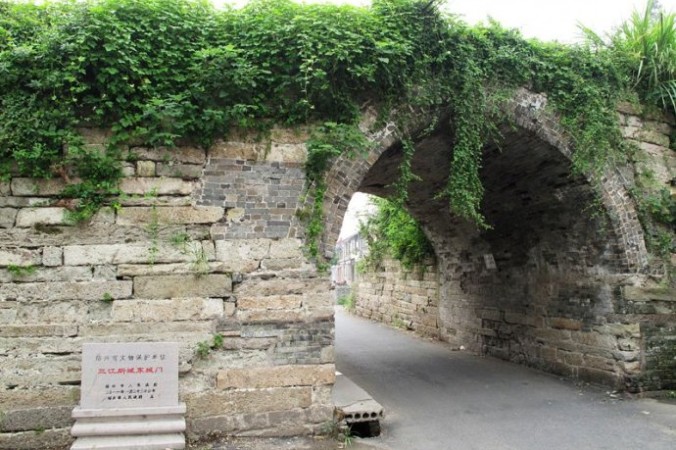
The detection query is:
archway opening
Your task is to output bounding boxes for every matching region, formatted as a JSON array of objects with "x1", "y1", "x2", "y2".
[{"x1": 326, "y1": 103, "x2": 634, "y2": 388}]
